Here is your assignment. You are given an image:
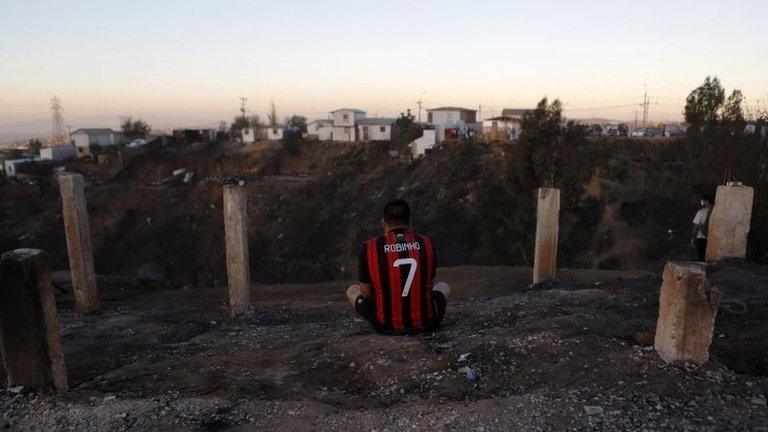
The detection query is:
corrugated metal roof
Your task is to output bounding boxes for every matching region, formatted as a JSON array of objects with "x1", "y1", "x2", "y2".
[
  {"x1": 501, "y1": 109, "x2": 530, "y2": 117},
  {"x1": 427, "y1": 106, "x2": 477, "y2": 113},
  {"x1": 330, "y1": 108, "x2": 366, "y2": 114},
  {"x1": 356, "y1": 118, "x2": 396, "y2": 126},
  {"x1": 71, "y1": 128, "x2": 115, "y2": 135}
]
